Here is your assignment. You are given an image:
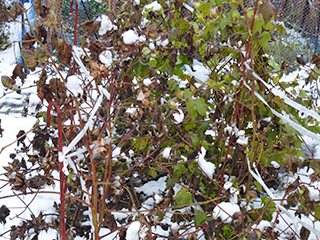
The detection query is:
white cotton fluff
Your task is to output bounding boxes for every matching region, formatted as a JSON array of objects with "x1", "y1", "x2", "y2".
[
  {"x1": 143, "y1": 78, "x2": 152, "y2": 86},
  {"x1": 126, "y1": 221, "x2": 141, "y2": 240},
  {"x1": 236, "y1": 136, "x2": 249, "y2": 145},
  {"x1": 143, "y1": 1, "x2": 162, "y2": 14},
  {"x1": 173, "y1": 108, "x2": 184, "y2": 124},
  {"x1": 99, "y1": 50, "x2": 112, "y2": 68},
  {"x1": 66, "y1": 76, "x2": 83, "y2": 97},
  {"x1": 156, "y1": 38, "x2": 169, "y2": 47},
  {"x1": 97, "y1": 15, "x2": 117, "y2": 35},
  {"x1": 224, "y1": 181, "x2": 233, "y2": 190},
  {"x1": 271, "y1": 161, "x2": 280, "y2": 168},
  {"x1": 213, "y1": 202, "x2": 240, "y2": 223},
  {"x1": 122, "y1": 30, "x2": 139, "y2": 45},
  {"x1": 229, "y1": 187, "x2": 239, "y2": 204},
  {"x1": 163, "y1": 147, "x2": 172, "y2": 158},
  {"x1": 198, "y1": 147, "x2": 215, "y2": 179}
]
